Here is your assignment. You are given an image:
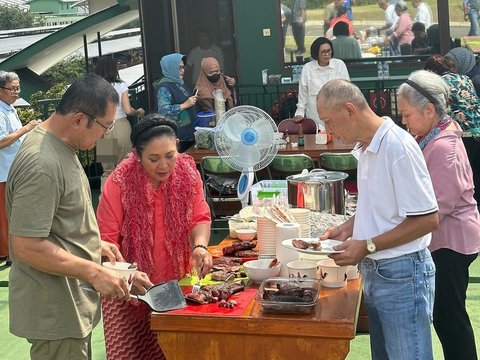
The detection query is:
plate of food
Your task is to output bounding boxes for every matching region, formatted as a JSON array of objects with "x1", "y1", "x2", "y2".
[{"x1": 281, "y1": 238, "x2": 344, "y2": 255}]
